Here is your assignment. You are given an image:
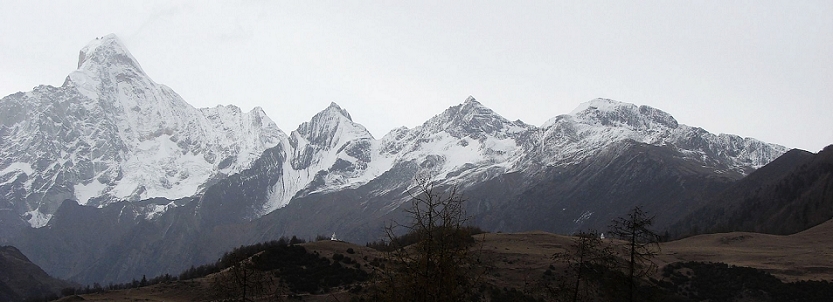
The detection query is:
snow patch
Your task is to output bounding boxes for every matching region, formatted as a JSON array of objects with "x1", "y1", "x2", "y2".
[
  {"x1": 67, "y1": 70, "x2": 100, "y2": 100},
  {"x1": 144, "y1": 203, "x2": 174, "y2": 220},
  {"x1": 569, "y1": 98, "x2": 624, "y2": 115},
  {"x1": 25, "y1": 210, "x2": 53, "y2": 228},
  {"x1": 1, "y1": 162, "x2": 34, "y2": 176},
  {"x1": 574, "y1": 211, "x2": 593, "y2": 224},
  {"x1": 74, "y1": 180, "x2": 108, "y2": 206}
]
